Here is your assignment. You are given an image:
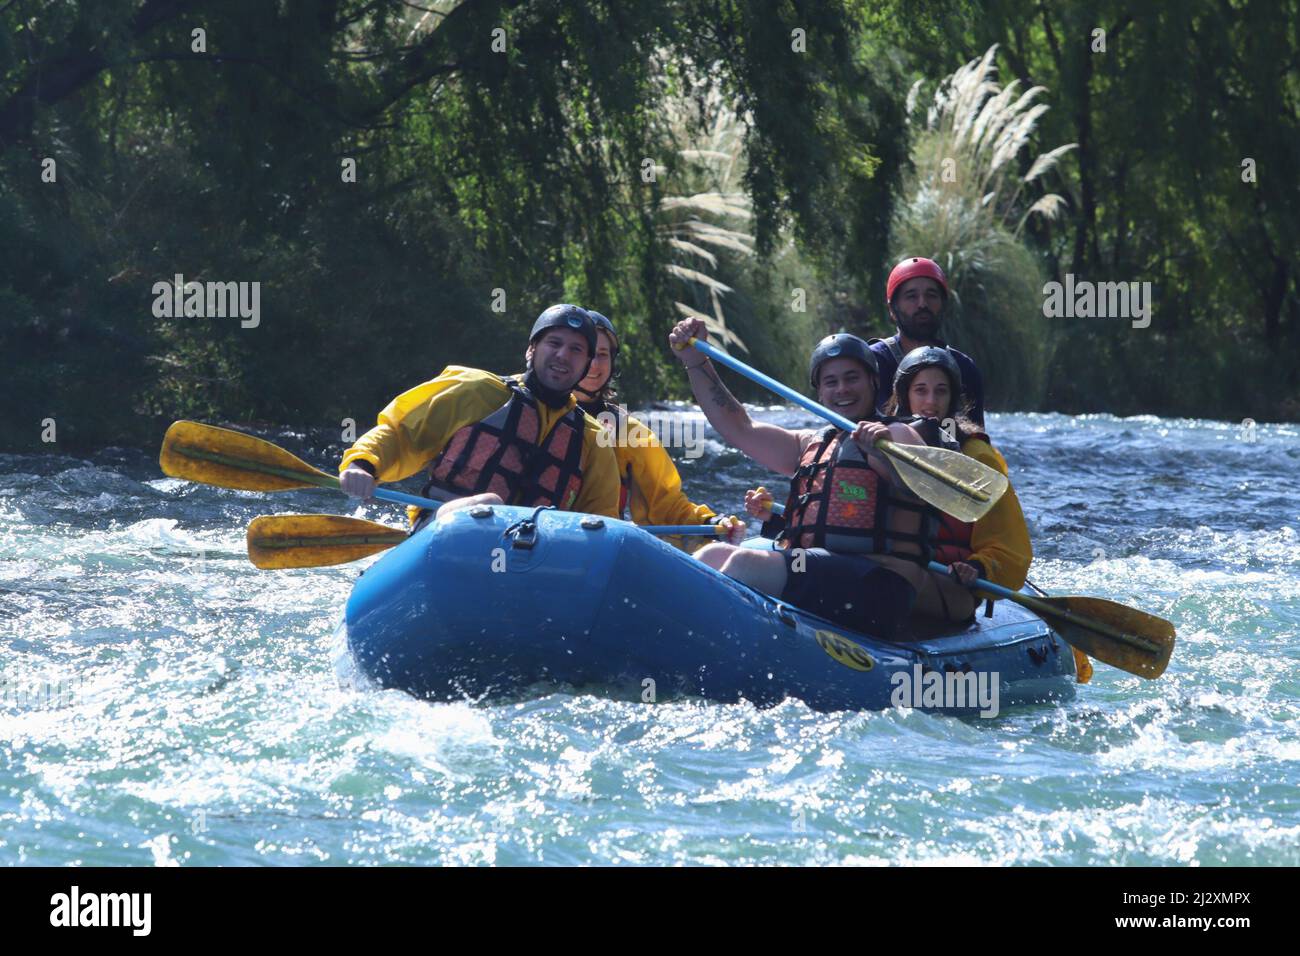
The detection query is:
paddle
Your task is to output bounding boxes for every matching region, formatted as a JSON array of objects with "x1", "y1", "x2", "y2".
[
  {"x1": 248, "y1": 514, "x2": 409, "y2": 569},
  {"x1": 160, "y1": 420, "x2": 445, "y2": 511},
  {"x1": 682, "y1": 338, "x2": 1007, "y2": 523},
  {"x1": 928, "y1": 561, "x2": 1176, "y2": 679},
  {"x1": 760, "y1": 498, "x2": 1172, "y2": 679},
  {"x1": 246, "y1": 514, "x2": 734, "y2": 569}
]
